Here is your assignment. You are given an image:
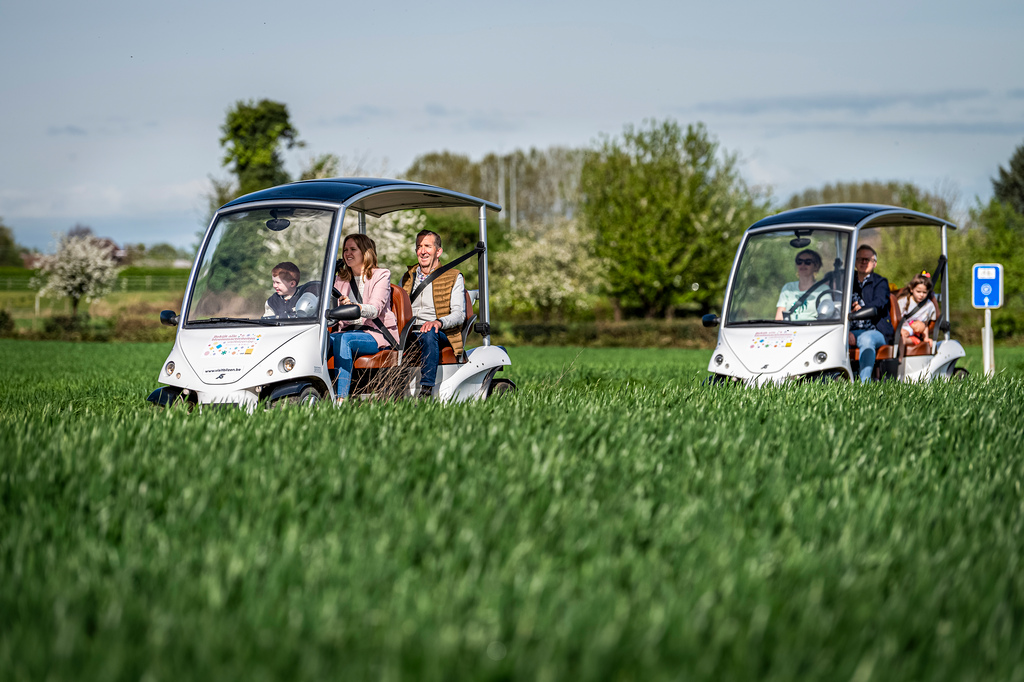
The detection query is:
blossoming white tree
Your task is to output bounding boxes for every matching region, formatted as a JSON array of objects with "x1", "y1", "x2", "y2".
[
  {"x1": 490, "y1": 218, "x2": 602, "y2": 318},
  {"x1": 32, "y1": 234, "x2": 121, "y2": 316},
  {"x1": 372, "y1": 209, "x2": 426, "y2": 270}
]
